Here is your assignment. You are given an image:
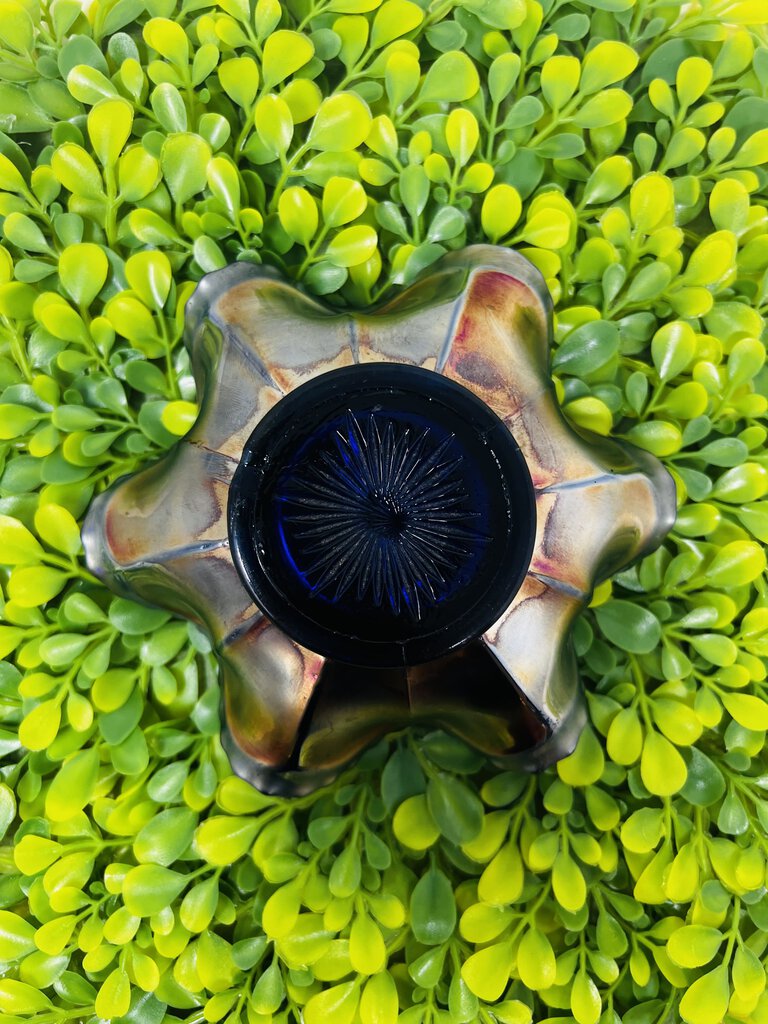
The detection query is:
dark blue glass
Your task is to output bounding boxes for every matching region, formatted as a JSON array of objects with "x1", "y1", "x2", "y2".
[
  {"x1": 229, "y1": 364, "x2": 536, "y2": 667},
  {"x1": 273, "y1": 407, "x2": 491, "y2": 617}
]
